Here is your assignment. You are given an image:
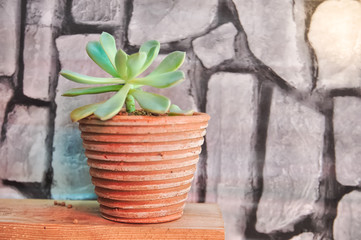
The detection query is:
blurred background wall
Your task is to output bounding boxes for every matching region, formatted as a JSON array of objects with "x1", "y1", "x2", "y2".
[{"x1": 1, "y1": 0, "x2": 361, "y2": 239}]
